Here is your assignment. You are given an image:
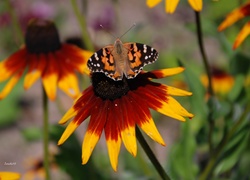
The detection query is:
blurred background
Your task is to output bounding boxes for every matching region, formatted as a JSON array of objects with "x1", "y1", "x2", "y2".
[{"x1": 0, "y1": 0, "x2": 249, "y2": 179}]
